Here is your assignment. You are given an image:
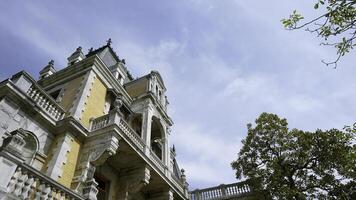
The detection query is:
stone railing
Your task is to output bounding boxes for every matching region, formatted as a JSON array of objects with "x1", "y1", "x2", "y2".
[
  {"x1": 27, "y1": 85, "x2": 65, "y2": 121},
  {"x1": 189, "y1": 181, "x2": 251, "y2": 200},
  {"x1": 90, "y1": 114, "x2": 110, "y2": 131},
  {"x1": 118, "y1": 119, "x2": 145, "y2": 151},
  {"x1": 6, "y1": 164, "x2": 84, "y2": 200},
  {"x1": 149, "y1": 149, "x2": 165, "y2": 172},
  {"x1": 171, "y1": 174, "x2": 185, "y2": 193},
  {"x1": 89, "y1": 110, "x2": 145, "y2": 151}
]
